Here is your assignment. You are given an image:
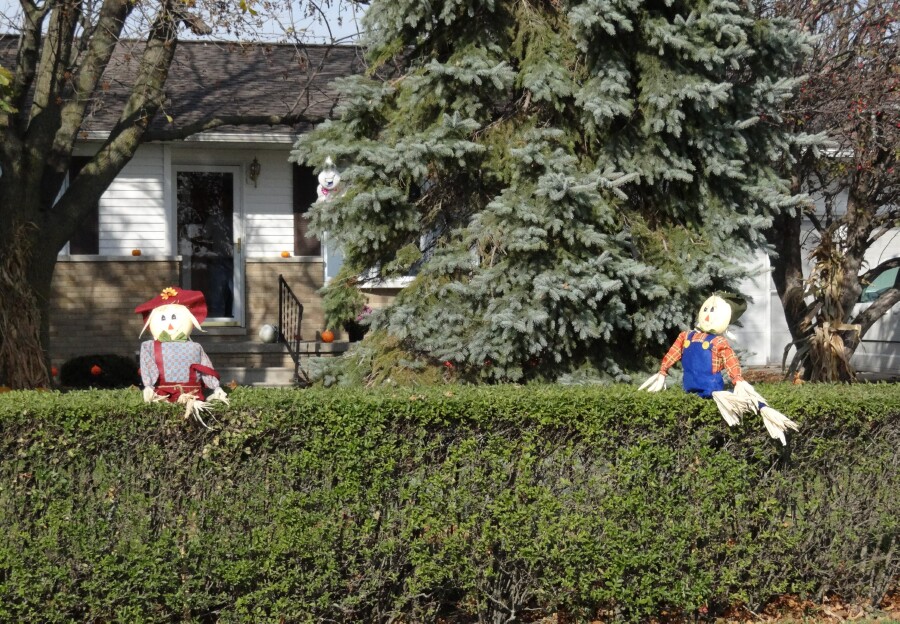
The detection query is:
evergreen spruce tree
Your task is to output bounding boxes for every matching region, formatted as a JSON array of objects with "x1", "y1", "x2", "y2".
[{"x1": 291, "y1": 0, "x2": 810, "y2": 383}]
